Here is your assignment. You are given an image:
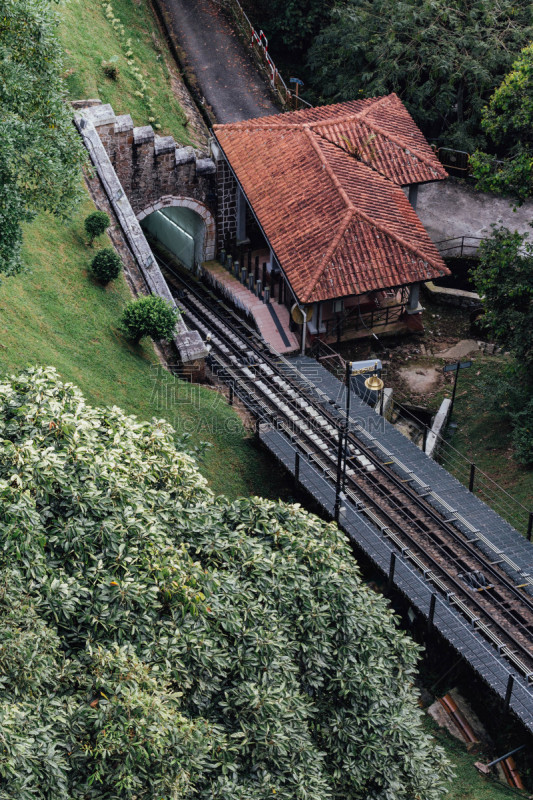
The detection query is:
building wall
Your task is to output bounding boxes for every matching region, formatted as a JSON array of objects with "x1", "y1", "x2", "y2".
[{"x1": 216, "y1": 155, "x2": 238, "y2": 252}]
